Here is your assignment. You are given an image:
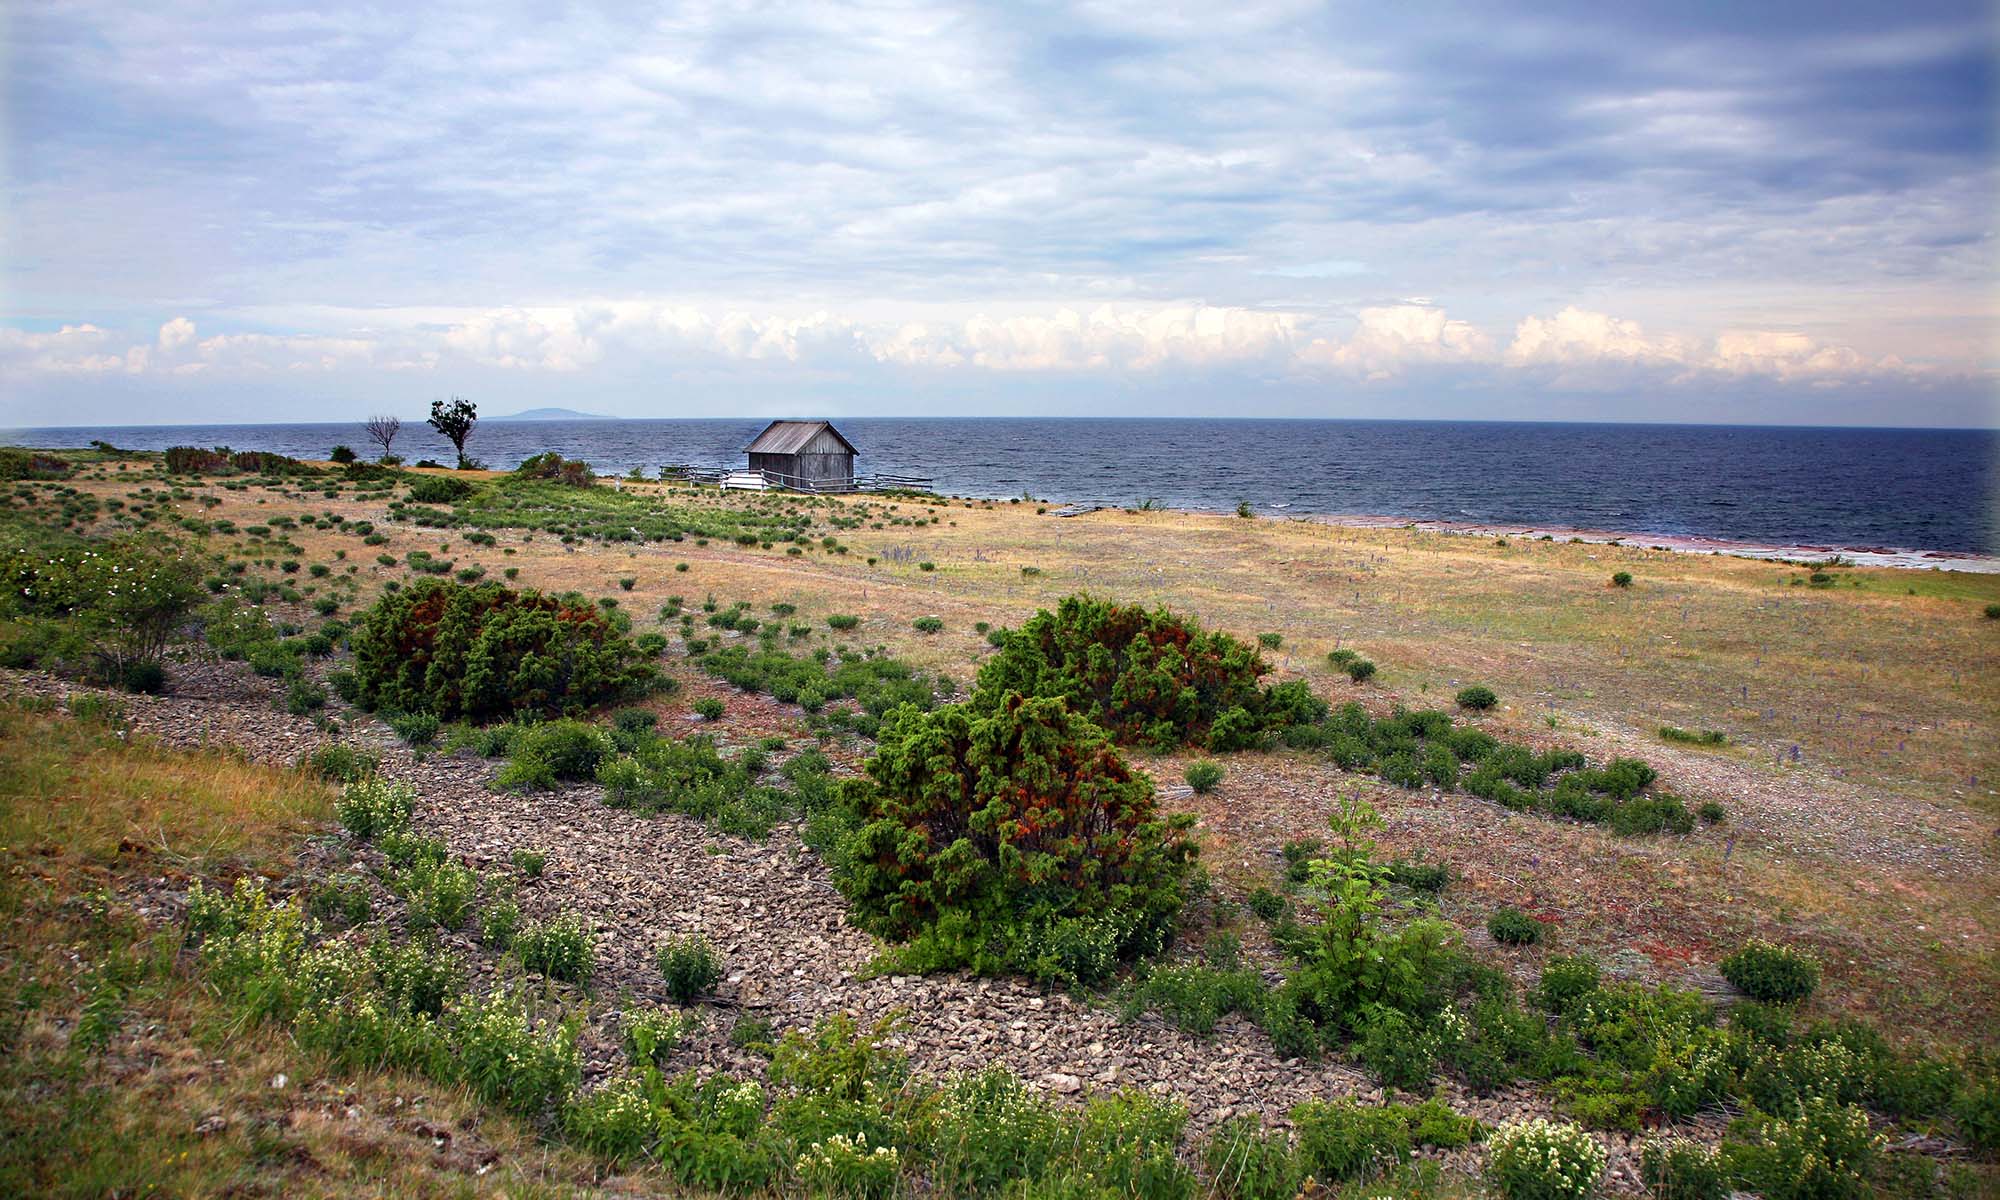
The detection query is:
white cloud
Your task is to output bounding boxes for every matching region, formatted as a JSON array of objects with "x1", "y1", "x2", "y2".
[
  {"x1": 1503, "y1": 305, "x2": 1914, "y2": 384},
  {"x1": 1300, "y1": 304, "x2": 1494, "y2": 378},
  {"x1": 0, "y1": 325, "x2": 134, "y2": 374},
  {"x1": 1505, "y1": 307, "x2": 1695, "y2": 368},
  {"x1": 0, "y1": 300, "x2": 1966, "y2": 406},
  {"x1": 157, "y1": 316, "x2": 198, "y2": 351}
]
